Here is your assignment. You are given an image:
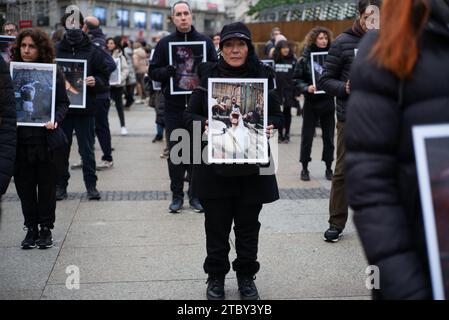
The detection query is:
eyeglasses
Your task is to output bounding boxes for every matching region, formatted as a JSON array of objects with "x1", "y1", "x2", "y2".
[{"x1": 4, "y1": 29, "x2": 16, "y2": 34}]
